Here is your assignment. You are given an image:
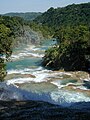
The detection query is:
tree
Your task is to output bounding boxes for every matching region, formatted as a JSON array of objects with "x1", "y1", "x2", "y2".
[
  {"x1": 43, "y1": 25, "x2": 90, "y2": 71},
  {"x1": 0, "y1": 24, "x2": 13, "y2": 81},
  {"x1": 0, "y1": 24, "x2": 12, "y2": 57}
]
